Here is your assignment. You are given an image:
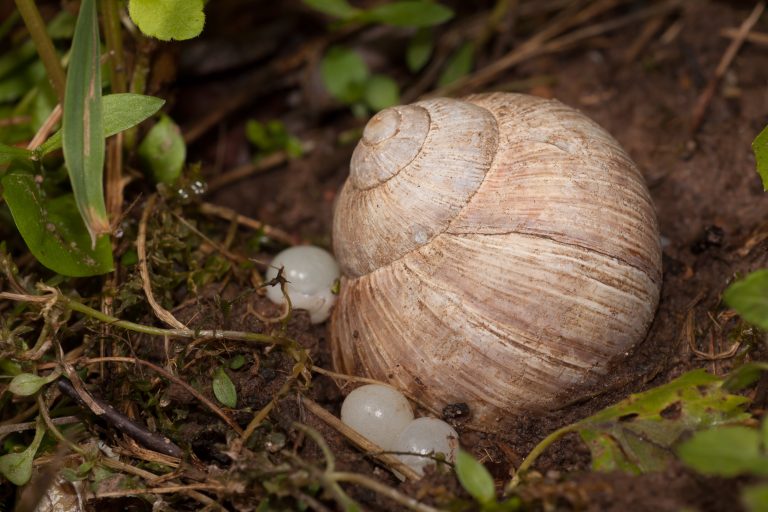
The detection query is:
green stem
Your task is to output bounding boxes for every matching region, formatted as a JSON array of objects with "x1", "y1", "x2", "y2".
[
  {"x1": 505, "y1": 424, "x2": 579, "y2": 493},
  {"x1": 0, "y1": 10, "x2": 21, "y2": 40},
  {"x1": 14, "y1": 0, "x2": 66, "y2": 102},
  {"x1": 100, "y1": 0, "x2": 126, "y2": 93},
  {"x1": 58, "y1": 294, "x2": 277, "y2": 344}
]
